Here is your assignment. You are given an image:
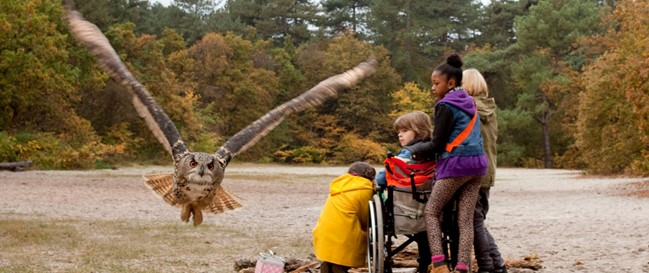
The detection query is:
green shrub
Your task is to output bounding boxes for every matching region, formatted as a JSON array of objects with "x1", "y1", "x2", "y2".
[
  {"x1": 0, "y1": 131, "x2": 112, "y2": 169},
  {"x1": 628, "y1": 151, "x2": 649, "y2": 176},
  {"x1": 0, "y1": 132, "x2": 20, "y2": 161},
  {"x1": 273, "y1": 145, "x2": 326, "y2": 164}
]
